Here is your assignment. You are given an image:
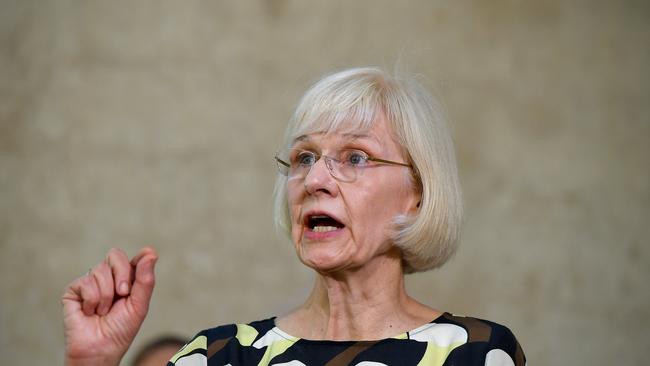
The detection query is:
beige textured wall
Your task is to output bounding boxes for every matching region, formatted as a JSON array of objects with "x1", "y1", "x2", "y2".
[{"x1": 1, "y1": 1, "x2": 648, "y2": 365}]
